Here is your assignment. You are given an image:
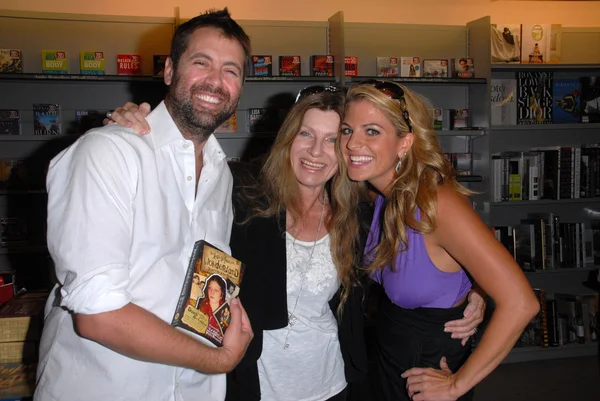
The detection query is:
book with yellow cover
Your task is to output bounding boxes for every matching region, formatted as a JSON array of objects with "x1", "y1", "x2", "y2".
[{"x1": 171, "y1": 240, "x2": 244, "y2": 346}]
